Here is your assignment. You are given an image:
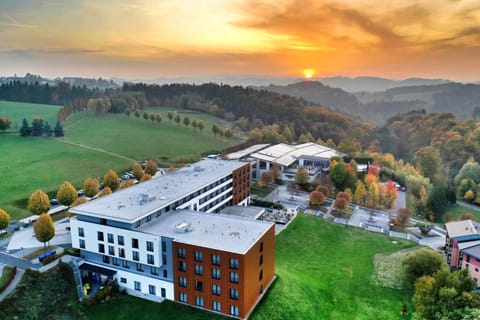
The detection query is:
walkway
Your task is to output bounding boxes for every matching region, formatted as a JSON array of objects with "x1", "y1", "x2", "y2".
[
  {"x1": 0, "y1": 252, "x2": 37, "y2": 270},
  {"x1": 57, "y1": 139, "x2": 137, "y2": 163},
  {"x1": 0, "y1": 269, "x2": 25, "y2": 301}
]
